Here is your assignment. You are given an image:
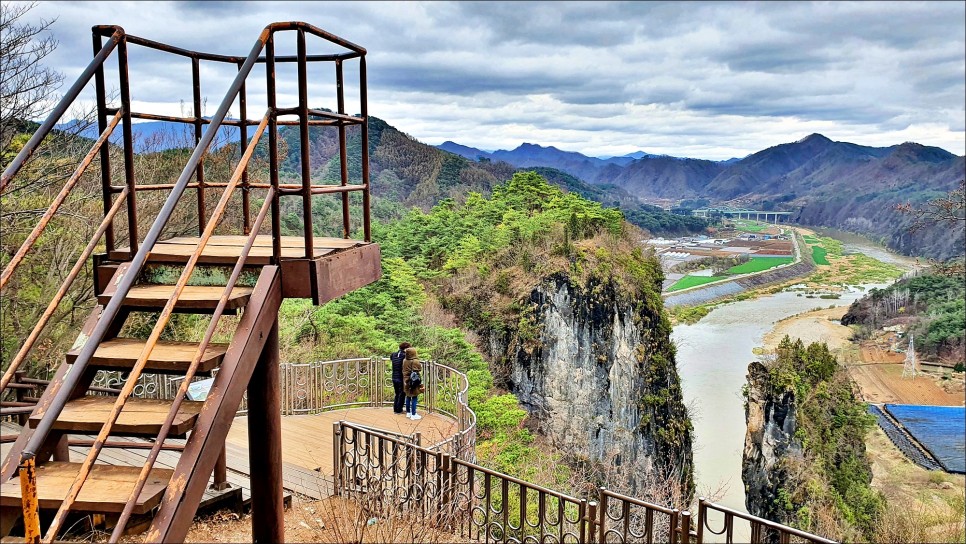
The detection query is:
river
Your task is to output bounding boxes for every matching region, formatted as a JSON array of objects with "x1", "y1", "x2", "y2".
[{"x1": 671, "y1": 233, "x2": 916, "y2": 535}]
